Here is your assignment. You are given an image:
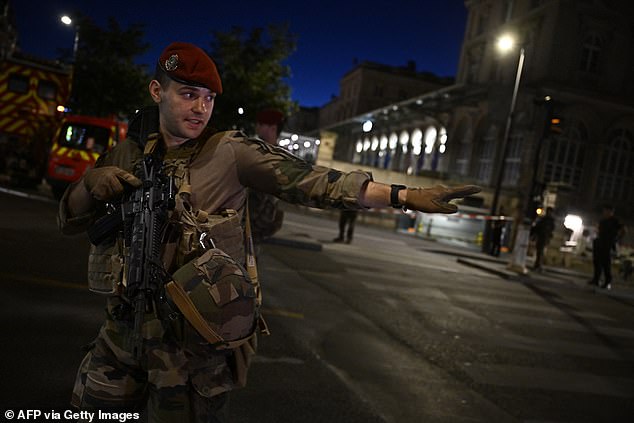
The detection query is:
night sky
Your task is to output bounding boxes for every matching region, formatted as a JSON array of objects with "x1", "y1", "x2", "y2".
[{"x1": 12, "y1": 0, "x2": 468, "y2": 107}]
